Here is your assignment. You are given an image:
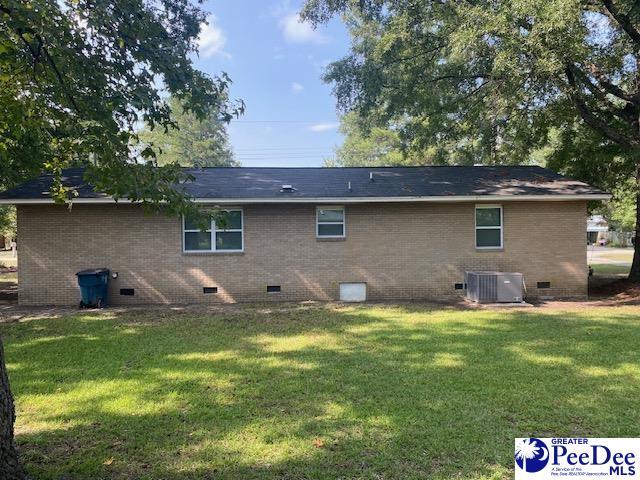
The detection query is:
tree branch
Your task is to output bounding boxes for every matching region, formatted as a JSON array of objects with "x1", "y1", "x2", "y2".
[
  {"x1": 14, "y1": 27, "x2": 81, "y2": 114},
  {"x1": 601, "y1": 0, "x2": 640, "y2": 47},
  {"x1": 567, "y1": 64, "x2": 638, "y2": 123},
  {"x1": 586, "y1": 62, "x2": 640, "y2": 106},
  {"x1": 379, "y1": 43, "x2": 447, "y2": 68},
  {"x1": 565, "y1": 66, "x2": 637, "y2": 149}
]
